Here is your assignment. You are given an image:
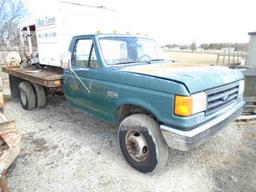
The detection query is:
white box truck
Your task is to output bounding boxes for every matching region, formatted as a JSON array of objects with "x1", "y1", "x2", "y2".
[{"x1": 18, "y1": 0, "x2": 120, "y2": 67}]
